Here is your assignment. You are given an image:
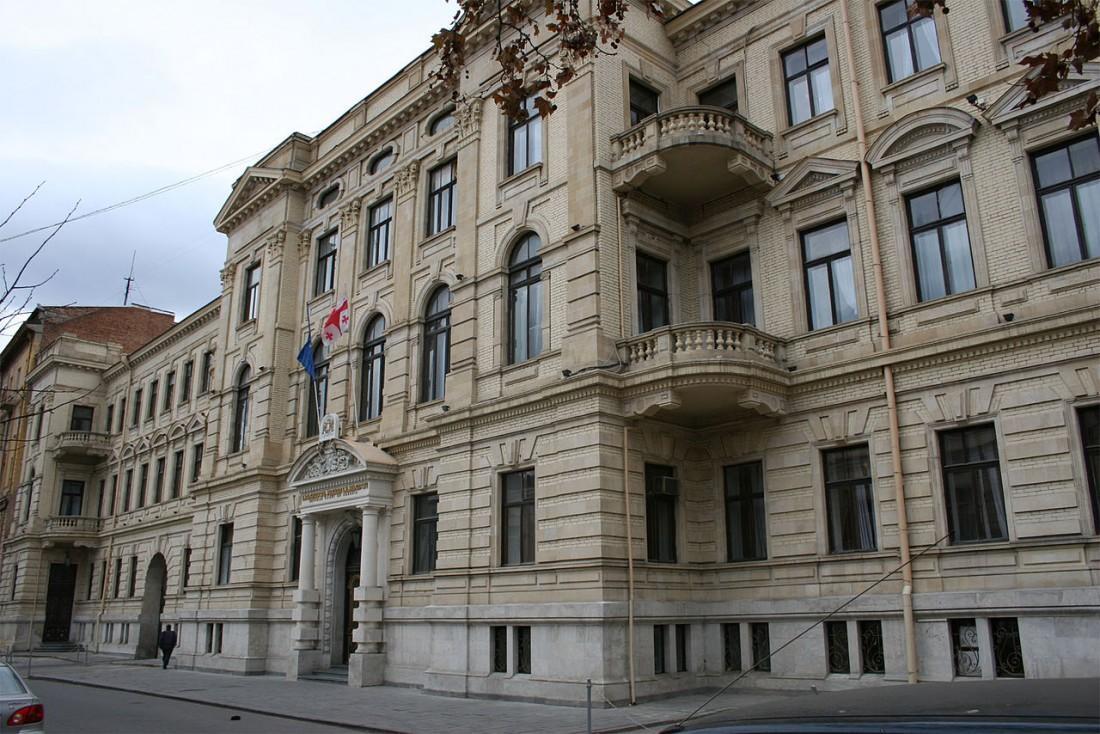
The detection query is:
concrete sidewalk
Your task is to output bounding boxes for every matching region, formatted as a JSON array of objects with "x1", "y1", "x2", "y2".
[{"x1": 16, "y1": 655, "x2": 804, "y2": 734}]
